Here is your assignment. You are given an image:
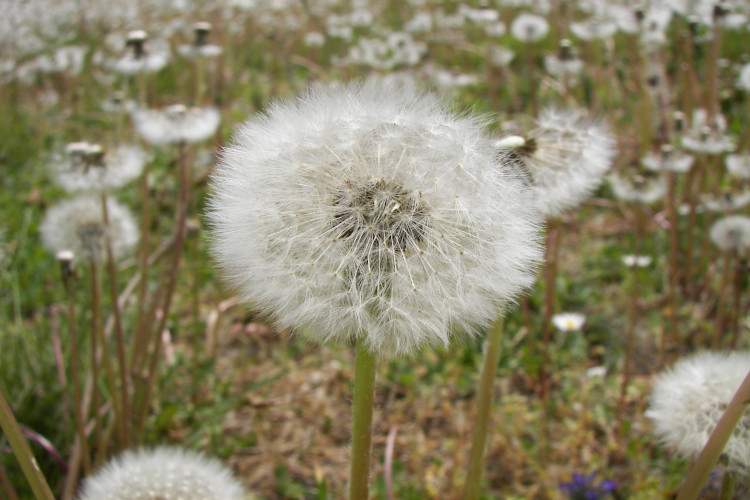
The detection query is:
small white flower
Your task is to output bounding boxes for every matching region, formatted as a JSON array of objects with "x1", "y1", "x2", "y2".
[
  {"x1": 132, "y1": 105, "x2": 220, "y2": 146},
  {"x1": 621, "y1": 254, "x2": 652, "y2": 267},
  {"x1": 709, "y1": 215, "x2": 750, "y2": 251},
  {"x1": 40, "y1": 197, "x2": 138, "y2": 263},
  {"x1": 552, "y1": 312, "x2": 586, "y2": 331},
  {"x1": 586, "y1": 365, "x2": 607, "y2": 378},
  {"x1": 646, "y1": 351, "x2": 750, "y2": 476},
  {"x1": 510, "y1": 13, "x2": 549, "y2": 42},
  {"x1": 207, "y1": 80, "x2": 543, "y2": 356},
  {"x1": 76, "y1": 446, "x2": 246, "y2": 500}
]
